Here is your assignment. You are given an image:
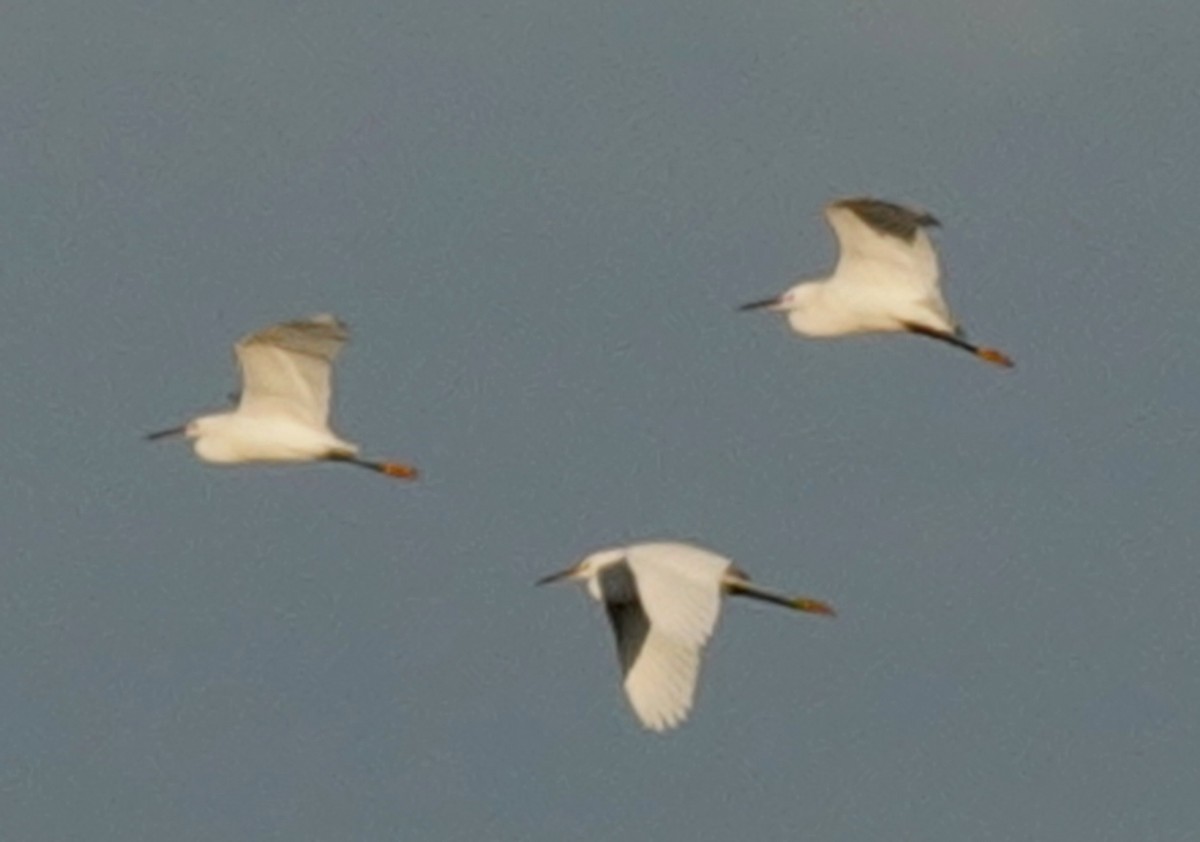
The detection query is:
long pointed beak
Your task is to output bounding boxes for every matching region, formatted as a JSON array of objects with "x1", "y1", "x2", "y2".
[
  {"x1": 536, "y1": 565, "x2": 578, "y2": 586},
  {"x1": 738, "y1": 295, "x2": 782, "y2": 312},
  {"x1": 144, "y1": 425, "x2": 186, "y2": 441}
]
